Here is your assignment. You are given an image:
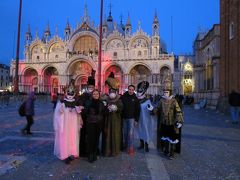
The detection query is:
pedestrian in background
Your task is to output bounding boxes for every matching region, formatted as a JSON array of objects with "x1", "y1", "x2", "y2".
[
  {"x1": 21, "y1": 91, "x2": 36, "y2": 135},
  {"x1": 228, "y1": 89, "x2": 240, "y2": 124},
  {"x1": 121, "y1": 84, "x2": 140, "y2": 155}
]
